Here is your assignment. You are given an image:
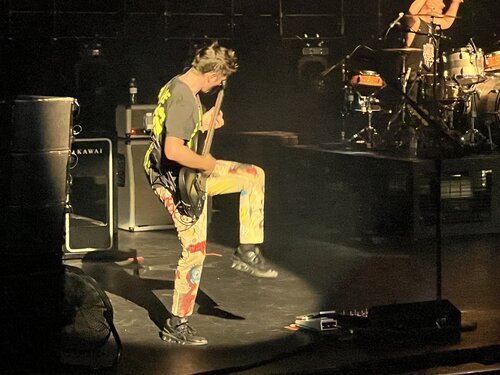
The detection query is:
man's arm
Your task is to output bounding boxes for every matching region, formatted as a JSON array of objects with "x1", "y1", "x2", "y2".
[
  {"x1": 409, "y1": 0, "x2": 428, "y2": 15},
  {"x1": 164, "y1": 136, "x2": 216, "y2": 173},
  {"x1": 406, "y1": 0, "x2": 427, "y2": 46},
  {"x1": 441, "y1": 0, "x2": 463, "y2": 30}
]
